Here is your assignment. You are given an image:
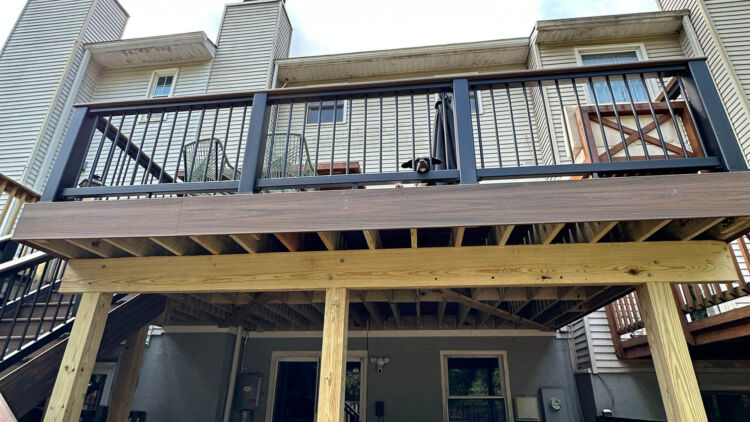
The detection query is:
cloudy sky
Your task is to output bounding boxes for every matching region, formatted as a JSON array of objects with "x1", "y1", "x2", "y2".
[{"x1": 2, "y1": 0, "x2": 658, "y2": 57}]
